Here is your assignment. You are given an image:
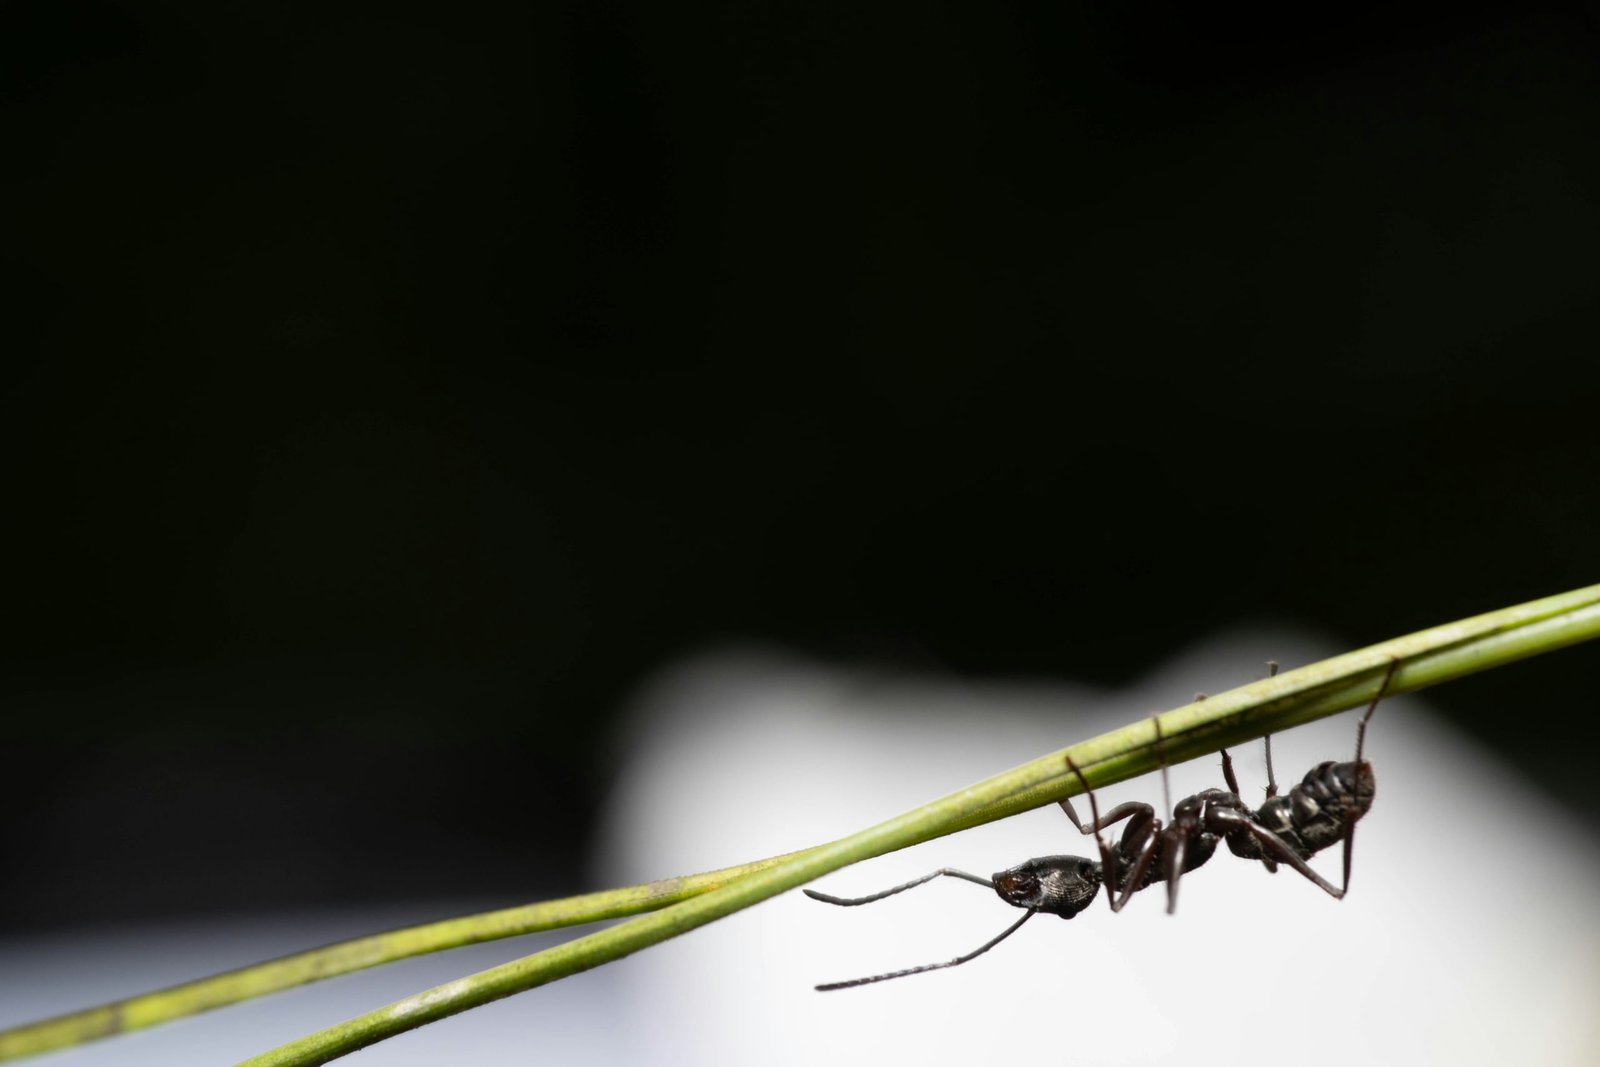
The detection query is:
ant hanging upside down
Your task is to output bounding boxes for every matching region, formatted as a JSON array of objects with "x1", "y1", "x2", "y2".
[{"x1": 805, "y1": 659, "x2": 1400, "y2": 991}]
